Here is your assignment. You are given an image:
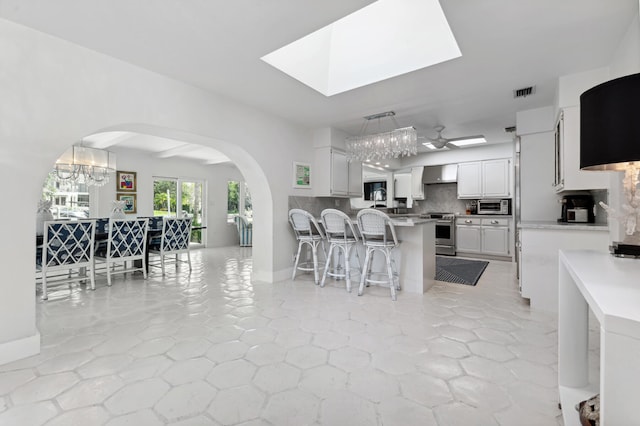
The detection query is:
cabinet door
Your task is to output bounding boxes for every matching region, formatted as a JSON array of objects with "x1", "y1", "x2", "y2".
[
  {"x1": 411, "y1": 167, "x2": 425, "y2": 200},
  {"x1": 348, "y1": 160, "x2": 362, "y2": 197},
  {"x1": 481, "y1": 227, "x2": 509, "y2": 255},
  {"x1": 482, "y1": 159, "x2": 510, "y2": 198},
  {"x1": 456, "y1": 225, "x2": 481, "y2": 252},
  {"x1": 557, "y1": 106, "x2": 610, "y2": 192},
  {"x1": 394, "y1": 173, "x2": 411, "y2": 198},
  {"x1": 331, "y1": 150, "x2": 348, "y2": 195},
  {"x1": 457, "y1": 162, "x2": 482, "y2": 198}
]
